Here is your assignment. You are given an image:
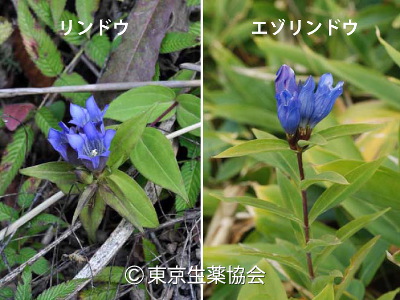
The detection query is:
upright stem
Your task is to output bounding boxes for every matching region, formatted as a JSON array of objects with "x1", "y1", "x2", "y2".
[
  {"x1": 296, "y1": 151, "x2": 315, "y2": 280},
  {"x1": 149, "y1": 101, "x2": 178, "y2": 127}
]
